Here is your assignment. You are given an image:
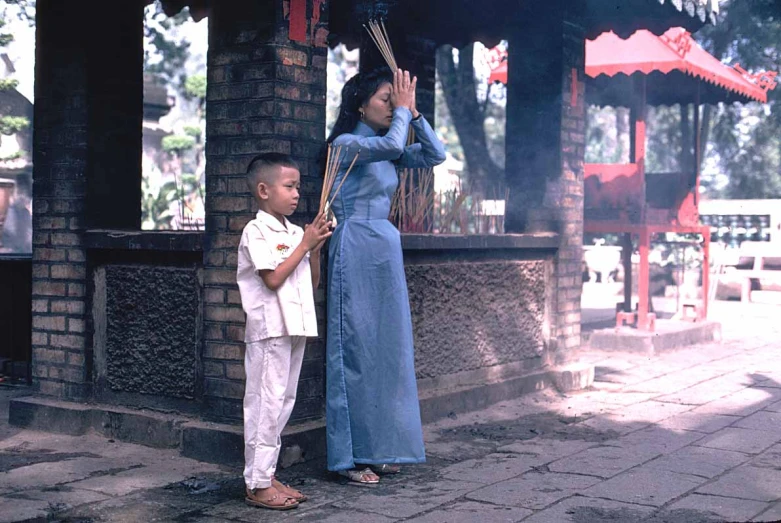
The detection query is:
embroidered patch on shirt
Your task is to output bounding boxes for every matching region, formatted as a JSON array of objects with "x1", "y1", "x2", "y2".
[{"x1": 276, "y1": 243, "x2": 290, "y2": 254}]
